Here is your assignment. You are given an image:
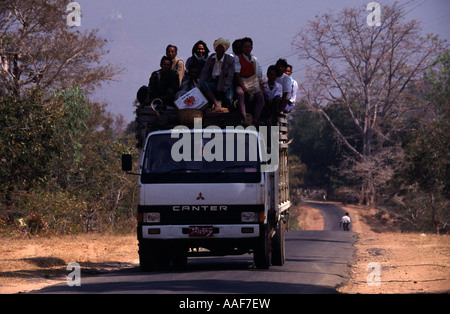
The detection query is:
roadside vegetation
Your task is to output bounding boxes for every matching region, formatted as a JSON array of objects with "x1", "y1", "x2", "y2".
[
  {"x1": 288, "y1": 1, "x2": 449, "y2": 234},
  {"x1": 0, "y1": 1, "x2": 448, "y2": 236},
  {"x1": 0, "y1": 0, "x2": 137, "y2": 236}
]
